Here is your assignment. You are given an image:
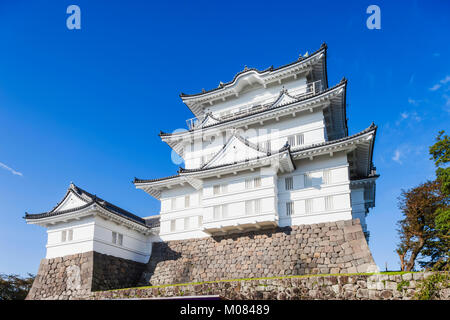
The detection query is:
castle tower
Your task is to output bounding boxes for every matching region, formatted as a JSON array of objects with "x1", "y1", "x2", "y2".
[{"x1": 134, "y1": 43, "x2": 378, "y2": 242}]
